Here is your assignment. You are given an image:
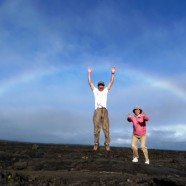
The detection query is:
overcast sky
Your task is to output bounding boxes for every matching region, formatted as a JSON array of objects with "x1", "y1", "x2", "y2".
[{"x1": 0, "y1": 0, "x2": 186, "y2": 151}]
